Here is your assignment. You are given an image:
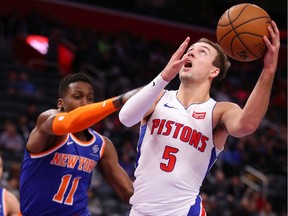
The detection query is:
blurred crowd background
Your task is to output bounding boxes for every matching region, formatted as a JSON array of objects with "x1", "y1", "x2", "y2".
[{"x1": 0, "y1": 0, "x2": 286, "y2": 215}]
